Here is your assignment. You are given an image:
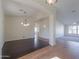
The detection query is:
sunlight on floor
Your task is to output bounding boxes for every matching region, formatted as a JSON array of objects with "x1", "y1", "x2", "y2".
[{"x1": 50, "y1": 56, "x2": 61, "y2": 59}]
